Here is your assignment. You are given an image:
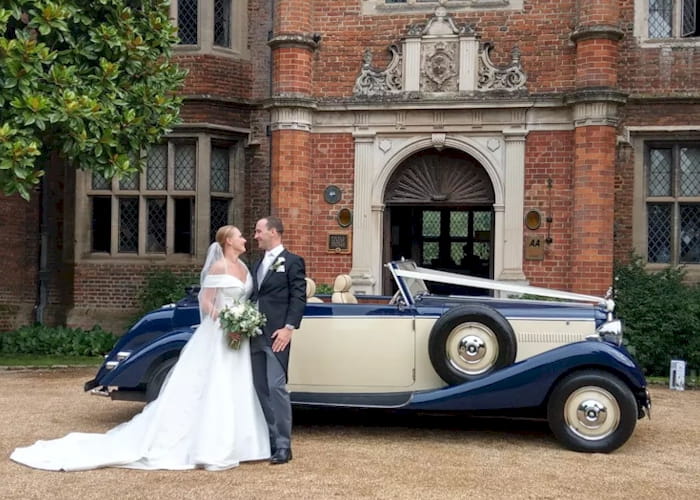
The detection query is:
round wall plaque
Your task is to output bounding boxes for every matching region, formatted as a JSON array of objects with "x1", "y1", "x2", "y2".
[
  {"x1": 324, "y1": 185, "x2": 342, "y2": 204},
  {"x1": 337, "y1": 208, "x2": 352, "y2": 227},
  {"x1": 525, "y1": 209, "x2": 542, "y2": 230}
]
